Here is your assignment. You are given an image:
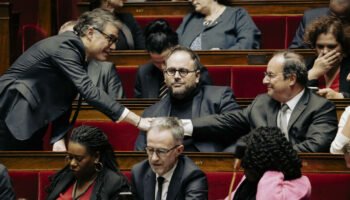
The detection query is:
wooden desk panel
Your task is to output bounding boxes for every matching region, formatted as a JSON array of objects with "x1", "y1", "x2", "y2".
[
  {"x1": 77, "y1": 0, "x2": 329, "y2": 16},
  {"x1": 1, "y1": 152, "x2": 349, "y2": 173},
  {"x1": 108, "y1": 50, "x2": 316, "y2": 67},
  {"x1": 72, "y1": 99, "x2": 350, "y2": 121}
]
